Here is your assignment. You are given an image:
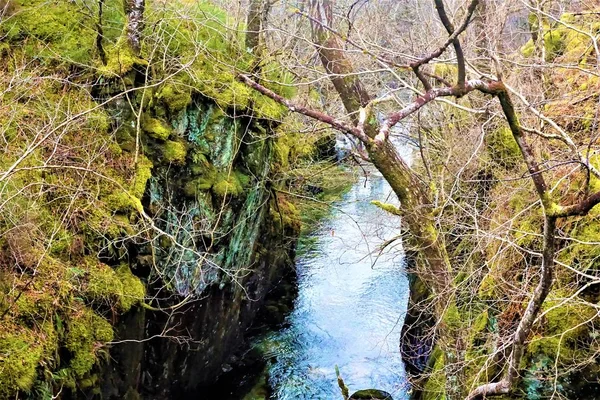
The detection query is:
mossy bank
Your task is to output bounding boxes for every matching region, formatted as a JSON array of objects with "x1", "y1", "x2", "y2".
[{"x1": 0, "y1": 0, "x2": 331, "y2": 398}]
